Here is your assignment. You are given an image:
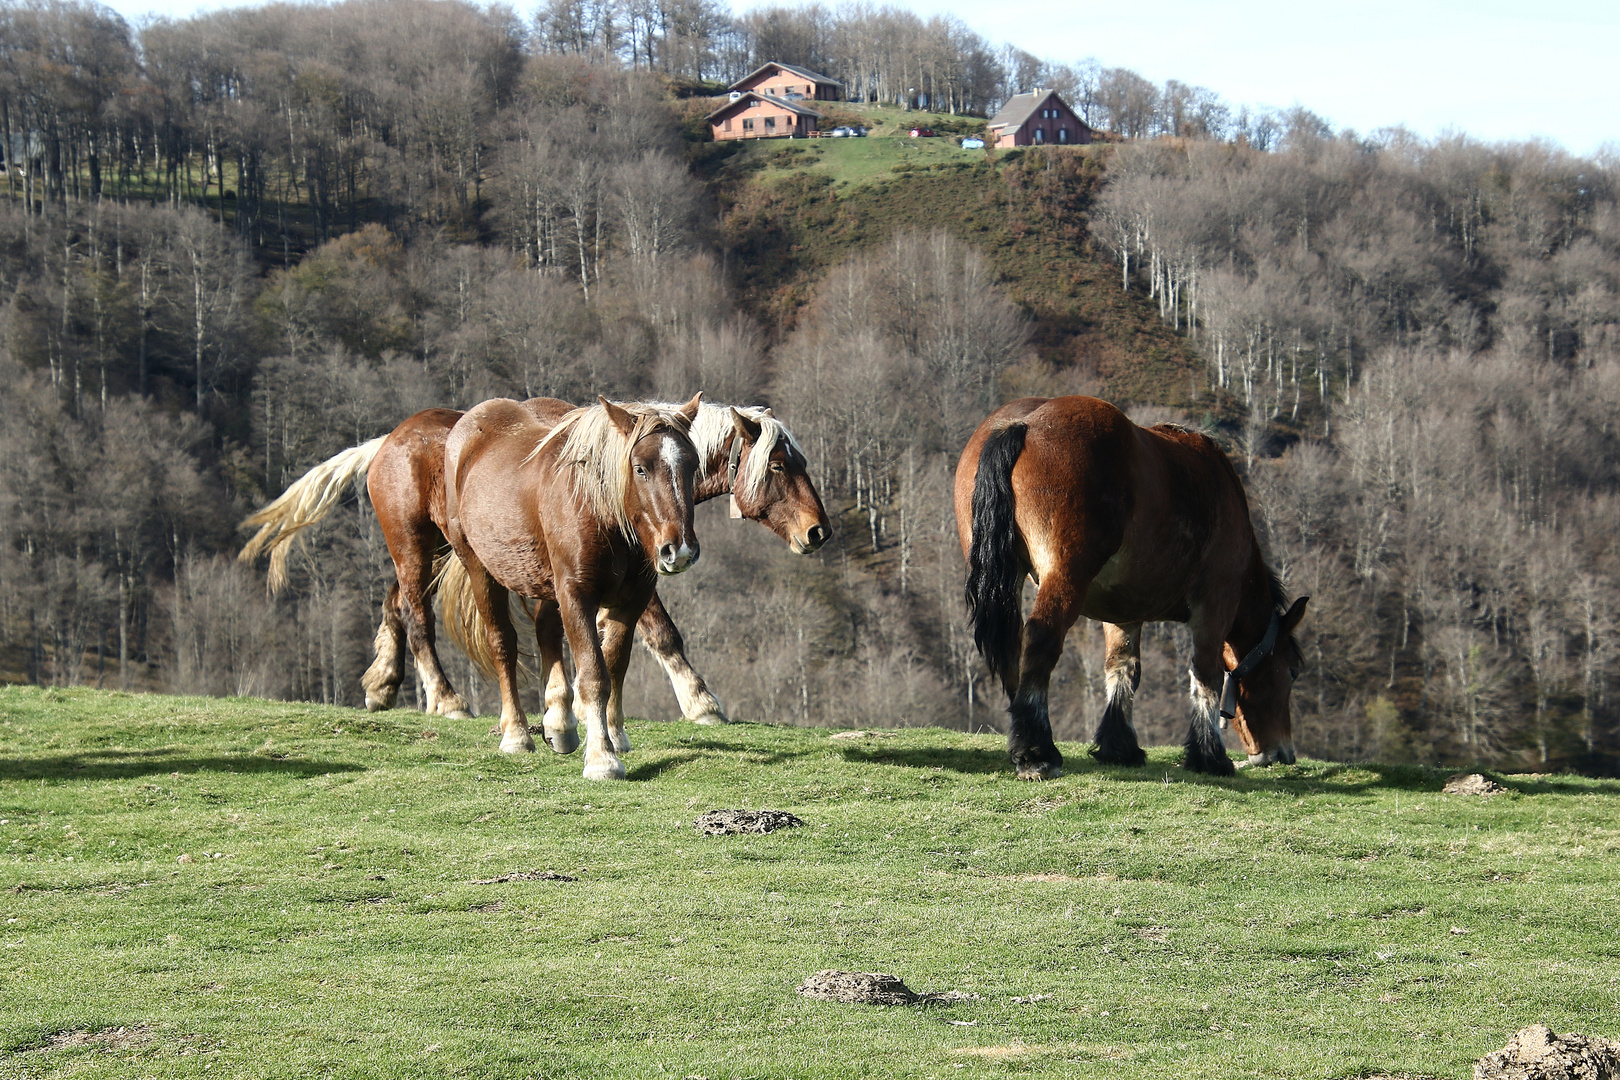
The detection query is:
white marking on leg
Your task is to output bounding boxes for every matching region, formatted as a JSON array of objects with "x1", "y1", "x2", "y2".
[
  {"x1": 577, "y1": 687, "x2": 624, "y2": 780},
  {"x1": 1188, "y1": 671, "x2": 1223, "y2": 752},
  {"x1": 542, "y1": 659, "x2": 577, "y2": 753},
  {"x1": 1103, "y1": 668, "x2": 1136, "y2": 736}
]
